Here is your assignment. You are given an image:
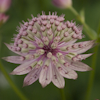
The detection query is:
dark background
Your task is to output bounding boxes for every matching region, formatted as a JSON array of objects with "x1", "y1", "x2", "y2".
[{"x1": 0, "y1": 0, "x2": 100, "y2": 100}]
